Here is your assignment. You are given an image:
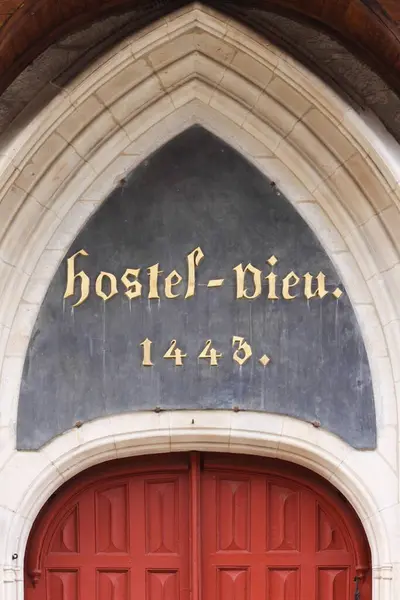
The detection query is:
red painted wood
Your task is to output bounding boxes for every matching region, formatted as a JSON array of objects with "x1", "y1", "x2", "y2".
[
  {"x1": 201, "y1": 454, "x2": 371, "y2": 600},
  {"x1": 190, "y1": 452, "x2": 201, "y2": 600},
  {"x1": 25, "y1": 453, "x2": 371, "y2": 600},
  {"x1": 25, "y1": 454, "x2": 190, "y2": 600}
]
